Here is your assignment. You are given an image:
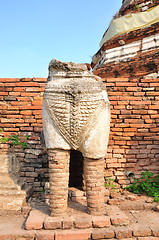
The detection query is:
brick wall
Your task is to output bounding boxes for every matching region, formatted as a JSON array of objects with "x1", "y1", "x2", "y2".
[
  {"x1": 98, "y1": 76, "x2": 159, "y2": 186},
  {"x1": 0, "y1": 78, "x2": 48, "y2": 192},
  {"x1": 0, "y1": 77, "x2": 159, "y2": 190}
]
